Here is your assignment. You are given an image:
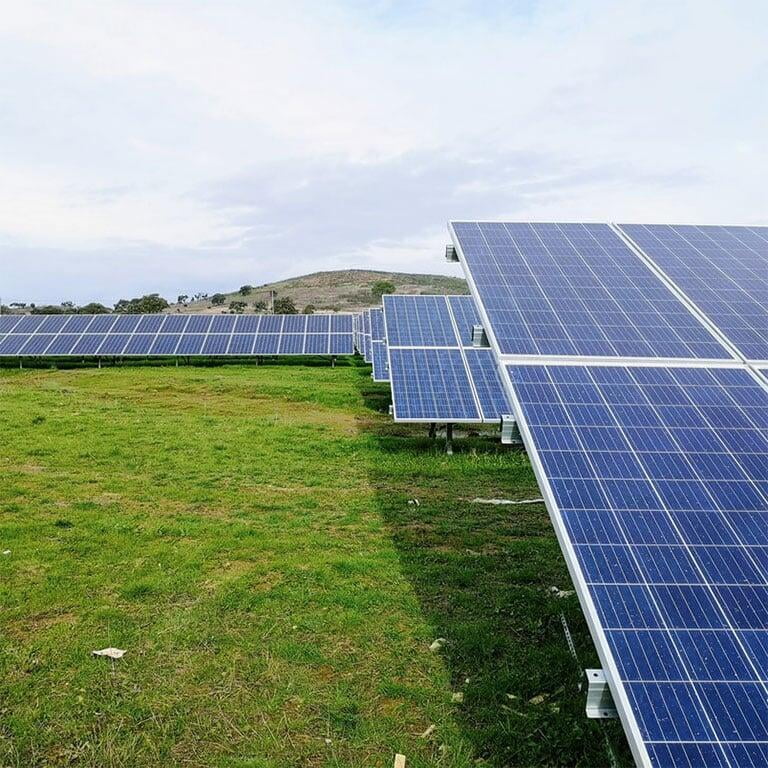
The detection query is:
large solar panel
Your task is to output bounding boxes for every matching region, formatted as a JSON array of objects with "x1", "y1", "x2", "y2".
[
  {"x1": 383, "y1": 295, "x2": 511, "y2": 423},
  {"x1": 616, "y1": 224, "x2": 768, "y2": 363},
  {"x1": 449, "y1": 222, "x2": 734, "y2": 361},
  {"x1": 506, "y1": 363, "x2": 768, "y2": 768},
  {"x1": 0, "y1": 314, "x2": 354, "y2": 357}
]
